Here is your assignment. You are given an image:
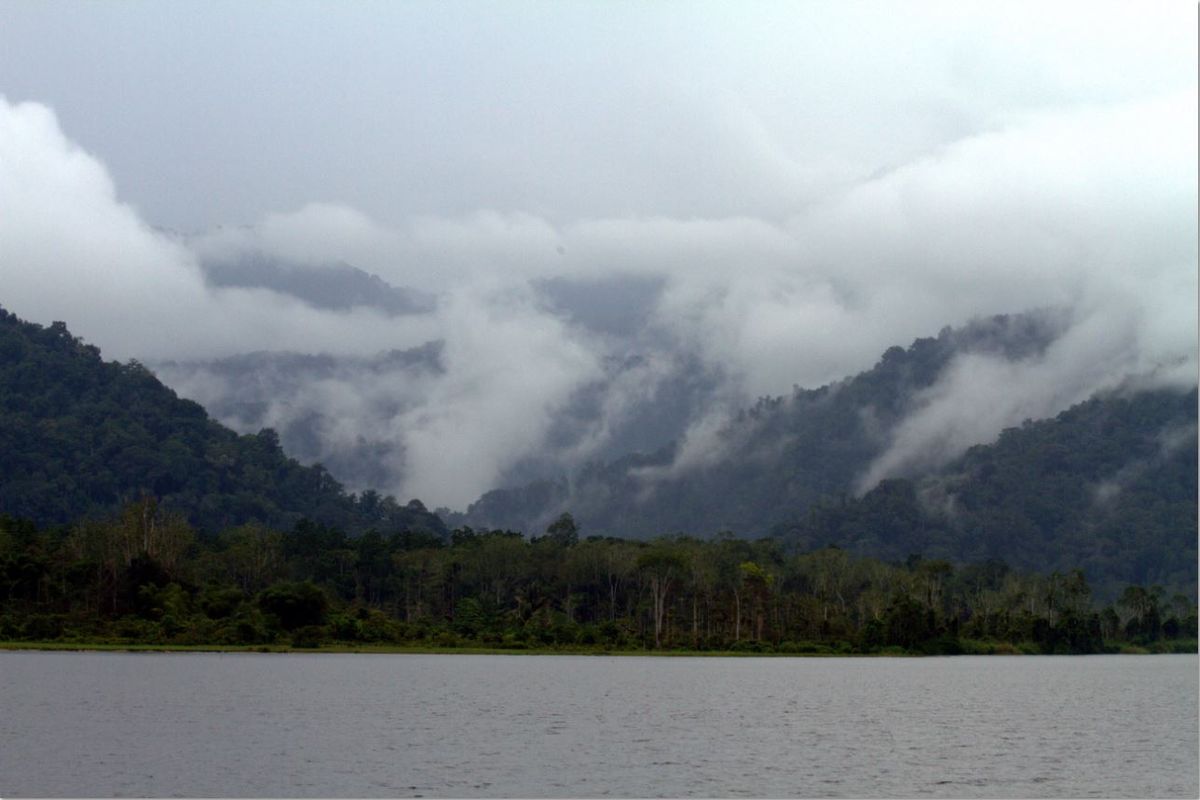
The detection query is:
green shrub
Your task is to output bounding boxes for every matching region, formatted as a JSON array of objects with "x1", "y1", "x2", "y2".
[
  {"x1": 434, "y1": 630, "x2": 460, "y2": 648},
  {"x1": 231, "y1": 607, "x2": 271, "y2": 644},
  {"x1": 918, "y1": 636, "x2": 963, "y2": 656},
  {"x1": 500, "y1": 633, "x2": 528, "y2": 649},
  {"x1": 20, "y1": 613, "x2": 65, "y2": 640},
  {"x1": 290, "y1": 625, "x2": 326, "y2": 648},
  {"x1": 328, "y1": 613, "x2": 360, "y2": 641},
  {"x1": 257, "y1": 582, "x2": 329, "y2": 630},
  {"x1": 357, "y1": 609, "x2": 402, "y2": 643},
  {"x1": 957, "y1": 638, "x2": 997, "y2": 655},
  {"x1": 200, "y1": 586, "x2": 246, "y2": 620}
]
